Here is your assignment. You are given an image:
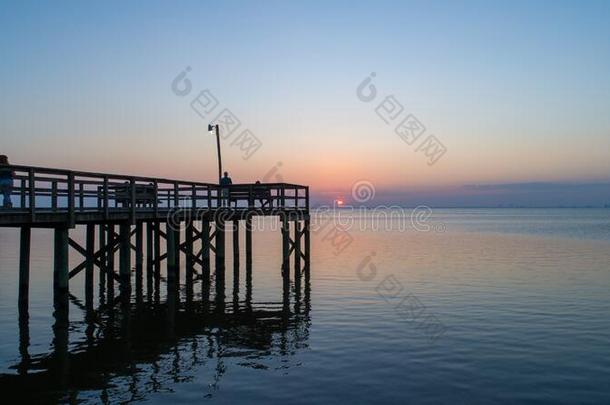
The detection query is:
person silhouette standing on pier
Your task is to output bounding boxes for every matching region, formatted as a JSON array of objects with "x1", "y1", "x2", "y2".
[
  {"x1": 0, "y1": 155, "x2": 14, "y2": 208},
  {"x1": 220, "y1": 171, "x2": 232, "y2": 207}
]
